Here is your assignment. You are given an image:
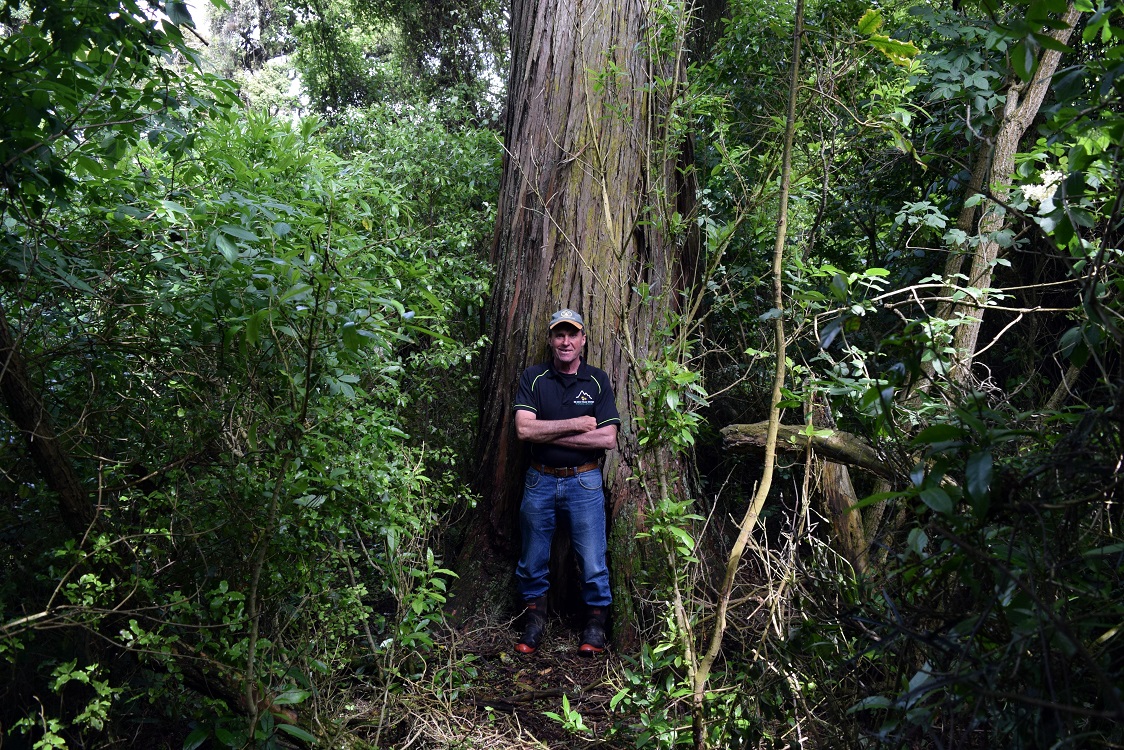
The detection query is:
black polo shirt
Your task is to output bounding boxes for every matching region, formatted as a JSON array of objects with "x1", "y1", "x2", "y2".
[{"x1": 513, "y1": 360, "x2": 621, "y2": 468}]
